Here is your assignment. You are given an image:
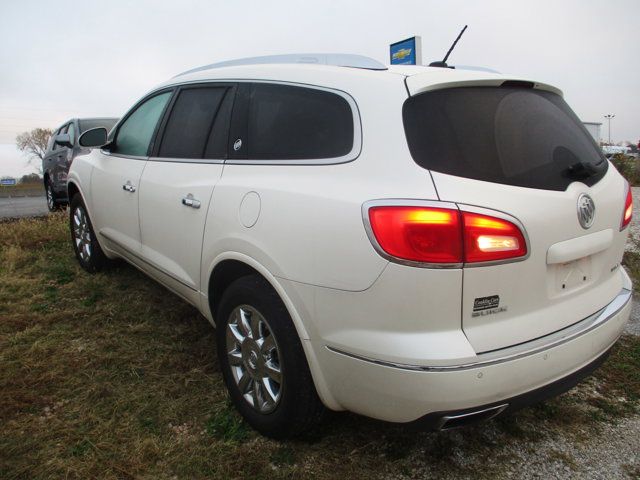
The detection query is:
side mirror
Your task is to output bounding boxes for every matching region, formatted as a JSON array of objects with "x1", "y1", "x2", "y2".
[
  {"x1": 78, "y1": 127, "x2": 109, "y2": 148},
  {"x1": 55, "y1": 133, "x2": 73, "y2": 148}
]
